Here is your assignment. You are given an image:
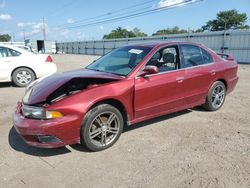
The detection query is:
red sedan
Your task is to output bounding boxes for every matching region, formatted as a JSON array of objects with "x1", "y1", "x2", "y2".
[{"x1": 13, "y1": 42, "x2": 238, "y2": 151}]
